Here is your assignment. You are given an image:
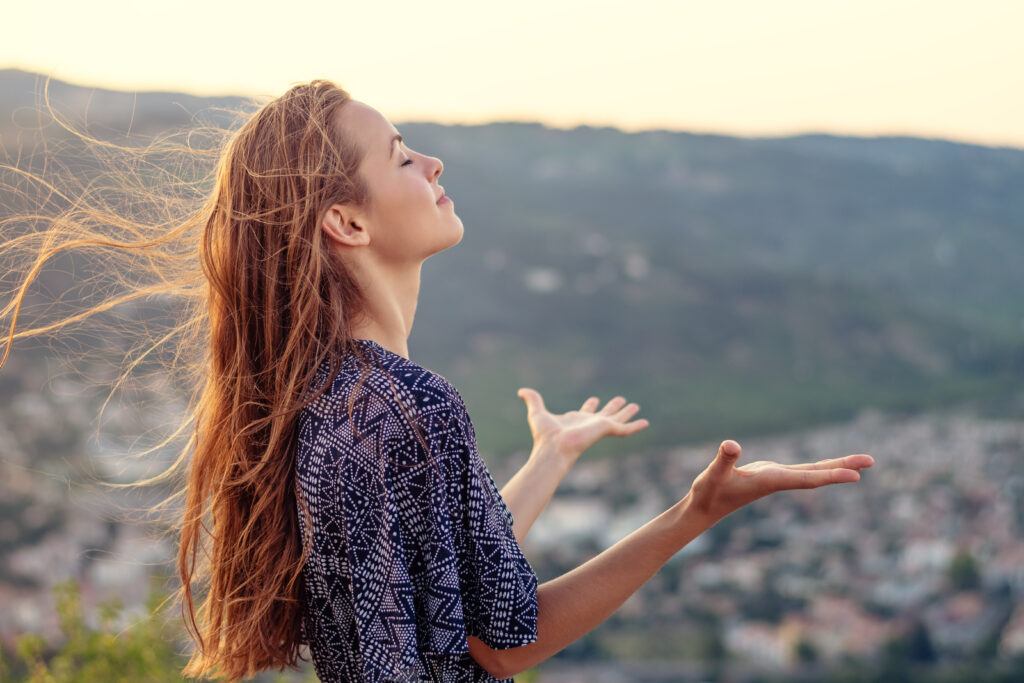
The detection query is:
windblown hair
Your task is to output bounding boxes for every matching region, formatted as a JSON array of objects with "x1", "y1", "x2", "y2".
[{"x1": 0, "y1": 77, "x2": 418, "y2": 680}]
